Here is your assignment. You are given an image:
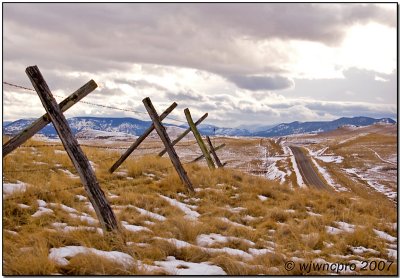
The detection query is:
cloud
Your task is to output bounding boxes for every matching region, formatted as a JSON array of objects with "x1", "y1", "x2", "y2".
[
  {"x1": 3, "y1": 4, "x2": 397, "y2": 126},
  {"x1": 227, "y1": 74, "x2": 293, "y2": 91},
  {"x1": 3, "y1": 3, "x2": 395, "y2": 80}
]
